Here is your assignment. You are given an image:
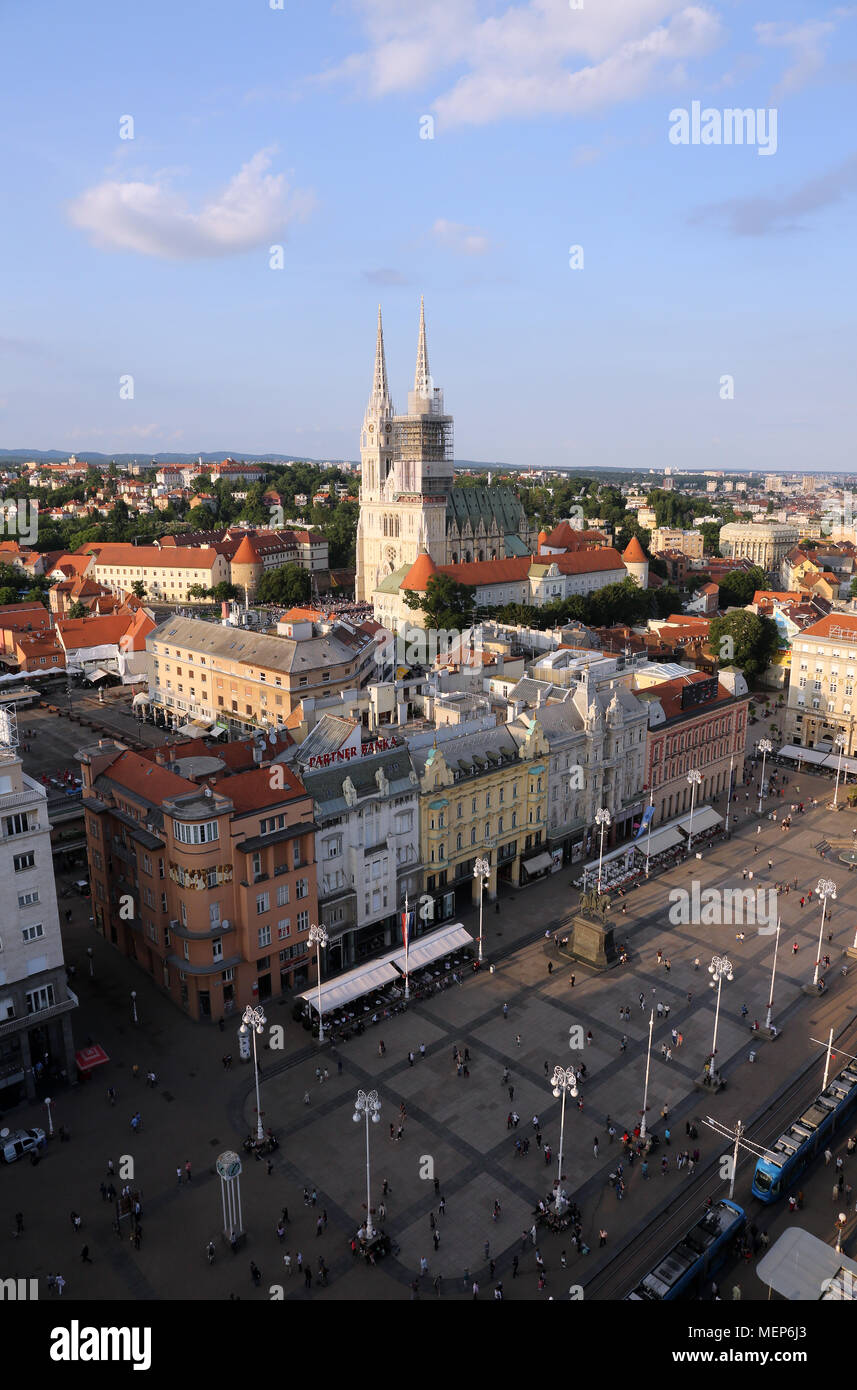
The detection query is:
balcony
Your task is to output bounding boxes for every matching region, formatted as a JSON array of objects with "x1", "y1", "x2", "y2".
[{"x1": 0, "y1": 988, "x2": 78, "y2": 1040}]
